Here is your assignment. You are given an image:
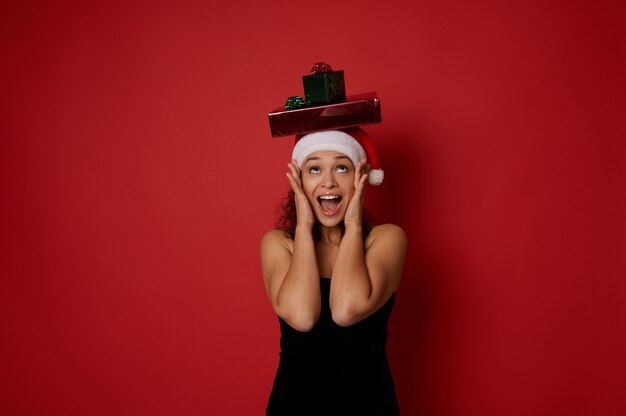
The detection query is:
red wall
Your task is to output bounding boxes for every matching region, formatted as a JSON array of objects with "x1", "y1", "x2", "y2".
[{"x1": 2, "y1": 1, "x2": 625, "y2": 415}]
